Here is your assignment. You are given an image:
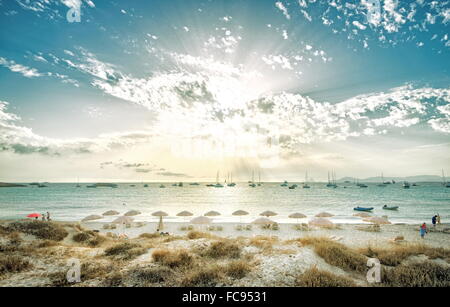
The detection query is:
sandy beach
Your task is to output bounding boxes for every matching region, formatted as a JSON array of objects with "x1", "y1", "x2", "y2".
[{"x1": 1, "y1": 219, "x2": 449, "y2": 287}]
